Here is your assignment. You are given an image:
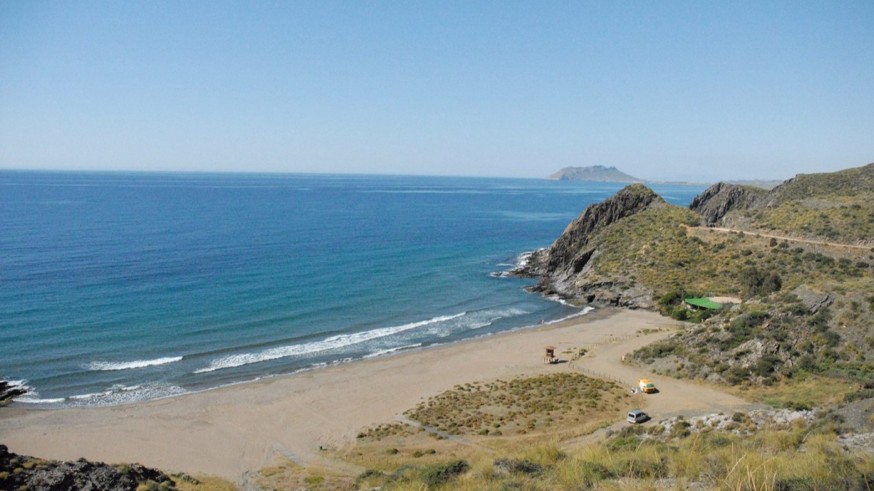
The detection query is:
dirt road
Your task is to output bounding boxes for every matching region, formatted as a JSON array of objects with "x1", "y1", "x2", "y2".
[
  {"x1": 562, "y1": 328, "x2": 763, "y2": 448},
  {"x1": 689, "y1": 225, "x2": 871, "y2": 251}
]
